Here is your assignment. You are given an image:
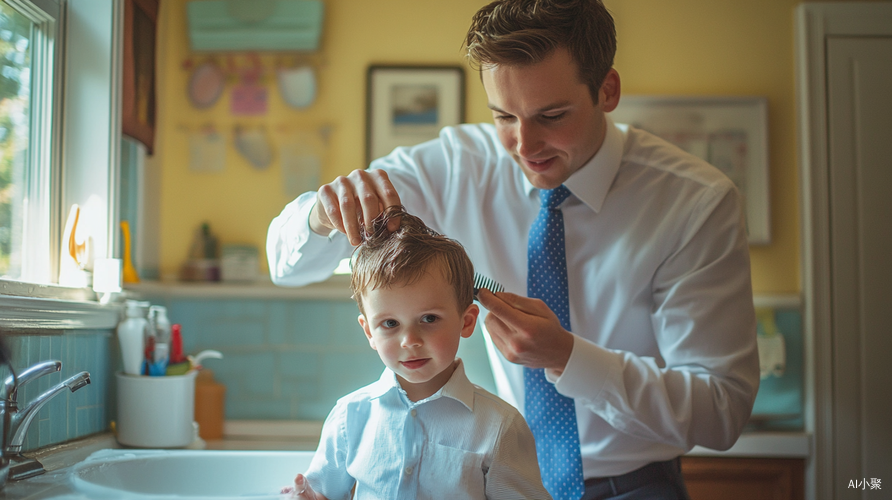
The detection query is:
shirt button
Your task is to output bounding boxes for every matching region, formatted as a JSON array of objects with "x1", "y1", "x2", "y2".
[
  {"x1": 410, "y1": 409, "x2": 417, "y2": 417},
  {"x1": 405, "y1": 466, "x2": 413, "y2": 475}
]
